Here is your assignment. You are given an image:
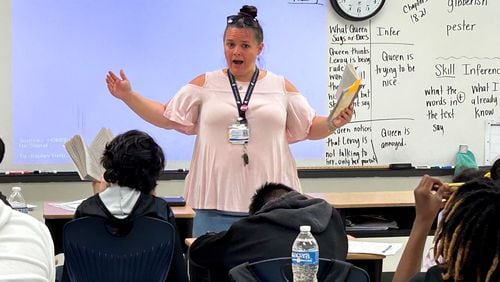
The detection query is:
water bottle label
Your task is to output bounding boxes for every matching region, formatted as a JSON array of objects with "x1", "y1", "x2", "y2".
[{"x1": 292, "y1": 250, "x2": 319, "y2": 265}]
